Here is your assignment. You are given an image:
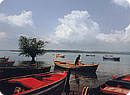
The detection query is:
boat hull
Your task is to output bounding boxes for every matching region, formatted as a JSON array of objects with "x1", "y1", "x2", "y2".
[
  {"x1": 0, "y1": 66, "x2": 51, "y2": 80},
  {"x1": 103, "y1": 56, "x2": 120, "y2": 61},
  {"x1": 54, "y1": 60, "x2": 99, "y2": 73},
  {"x1": 0, "y1": 57, "x2": 9, "y2": 62},
  {"x1": 0, "y1": 71, "x2": 69, "y2": 95},
  {"x1": 81, "y1": 74, "x2": 130, "y2": 95},
  {"x1": 0, "y1": 61, "x2": 15, "y2": 67},
  {"x1": 86, "y1": 55, "x2": 95, "y2": 57},
  {"x1": 56, "y1": 54, "x2": 65, "y2": 58}
]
